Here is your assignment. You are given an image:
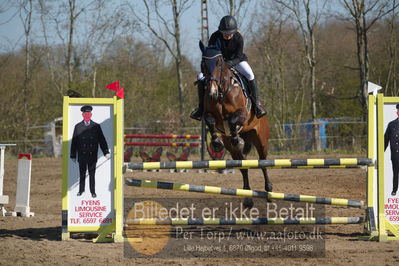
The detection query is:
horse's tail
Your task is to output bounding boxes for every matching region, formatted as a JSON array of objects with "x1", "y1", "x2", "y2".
[{"x1": 243, "y1": 140, "x2": 252, "y2": 155}]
